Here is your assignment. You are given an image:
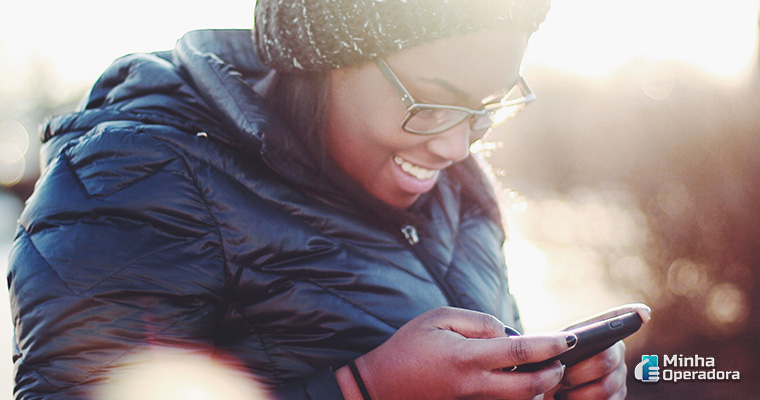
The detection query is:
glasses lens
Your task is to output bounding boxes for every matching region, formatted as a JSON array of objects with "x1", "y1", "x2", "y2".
[
  {"x1": 471, "y1": 113, "x2": 495, "y2": 132},
  {"x1": 470, "y1": 104, "x2": 522, "y2": 132},
  {"x1": 404, "y1": 107, "x2": 470, "y2": 134}
]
